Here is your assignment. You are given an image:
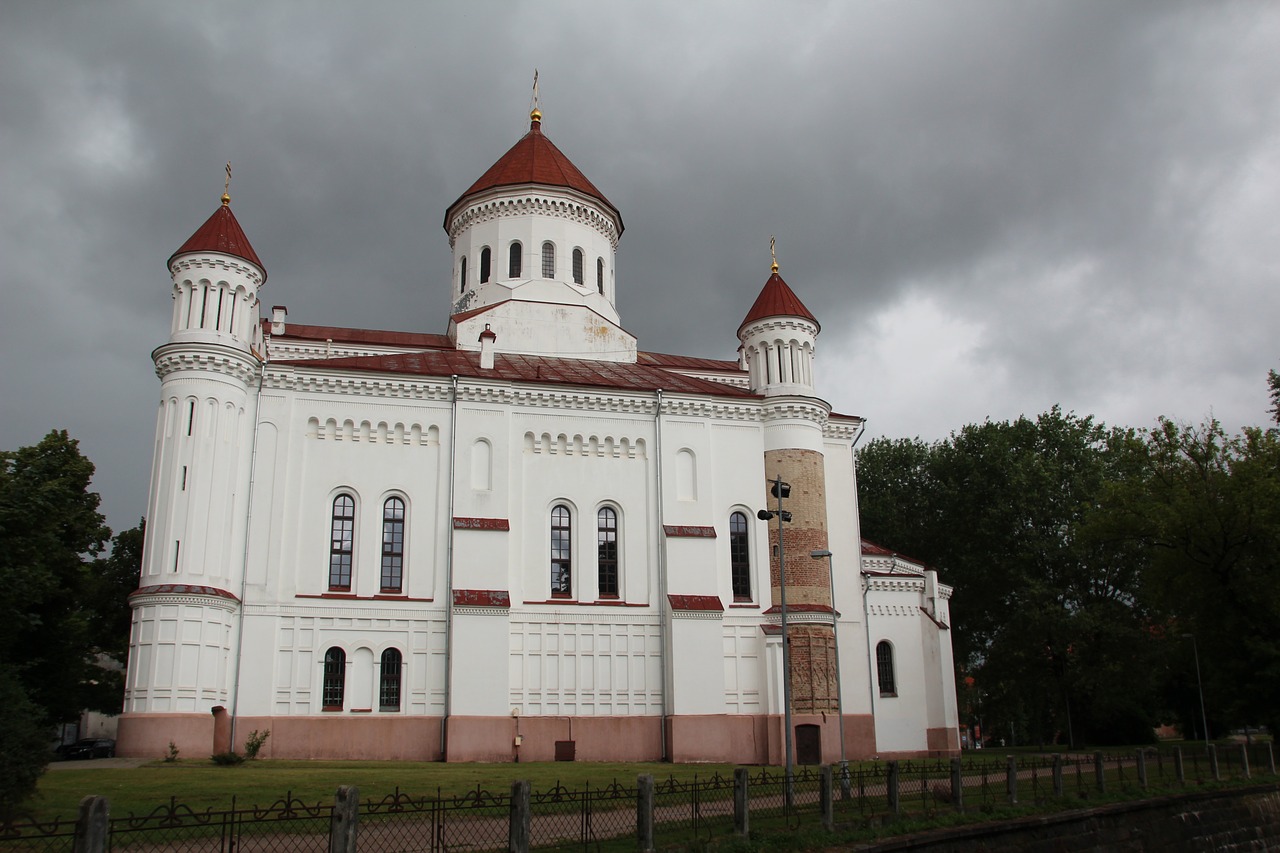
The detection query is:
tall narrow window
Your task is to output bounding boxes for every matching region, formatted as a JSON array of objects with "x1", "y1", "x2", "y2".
[
  {"x1": 479, "y1": 246, "x2": 491, "y2": 283},
  {"x1": 551, "y1": 504, "x2": 572, "y2": 597},
  {"x1": 380, "y1": 497, "x2": 405, "y2": 593},
  {"x1": 329, "y1": 494, "x2": 355, "y2": 590},
  {"x1": 572, "y1": 248, "x2": 584, "y2": 284},
  {"x1": 730, "y1": 511, "x2": 751, "y2": 600},
  {"x1": 460, "y1": 257, "x2": 467, "y2": 293},
  {"x1": 597, "y1": 257, "x2": 604, "y2": 293},
  {"x1": 509, "y1": 242, "x2": 522, "y2": 278},
  {"x1": 322, "y1": 647, "x2": 346, "y2": 709},
  {"x1": 597, "y1": 507, "x2": 618, "y2": 597},
  {"x1": 379, "y1": 648, "x2": 402, "y2": 711},
  {"x1": 541, "y1": 242, "x2": 555, "y2": 279},
  {"x1": 876, "y1": 641, "x2": 897, "y2": 697}
]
